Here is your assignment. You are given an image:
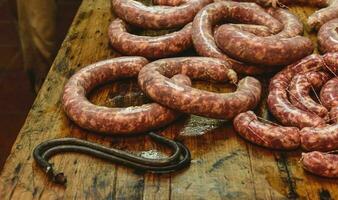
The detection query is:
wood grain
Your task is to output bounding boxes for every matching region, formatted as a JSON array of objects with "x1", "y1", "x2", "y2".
[{"x1": 0, "y1": 0, "x2": 337, "y2": 199}]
